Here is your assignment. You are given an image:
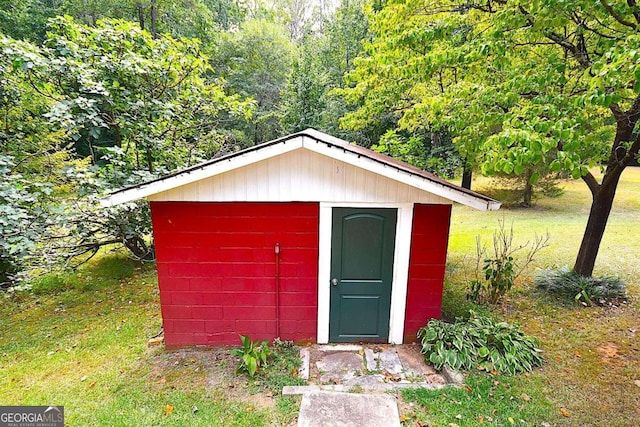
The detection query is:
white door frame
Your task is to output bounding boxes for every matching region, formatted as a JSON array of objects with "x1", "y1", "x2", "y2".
[{"x1": 317, "y1": 202, "x2": 414, "y2": 344}]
